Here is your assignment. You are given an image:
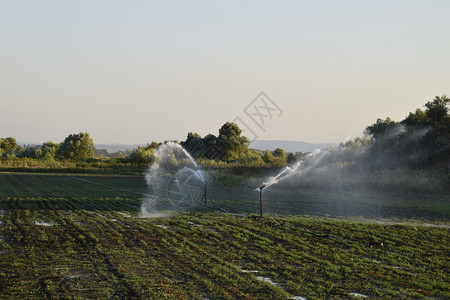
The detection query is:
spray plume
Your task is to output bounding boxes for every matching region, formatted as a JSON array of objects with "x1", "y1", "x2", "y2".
[
  {"x1": 255, "y1": 149, "x2": 324, "y2": 191},
  {"x1": 141, "y1": 142, "x2": 205, "y2": 217}
]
